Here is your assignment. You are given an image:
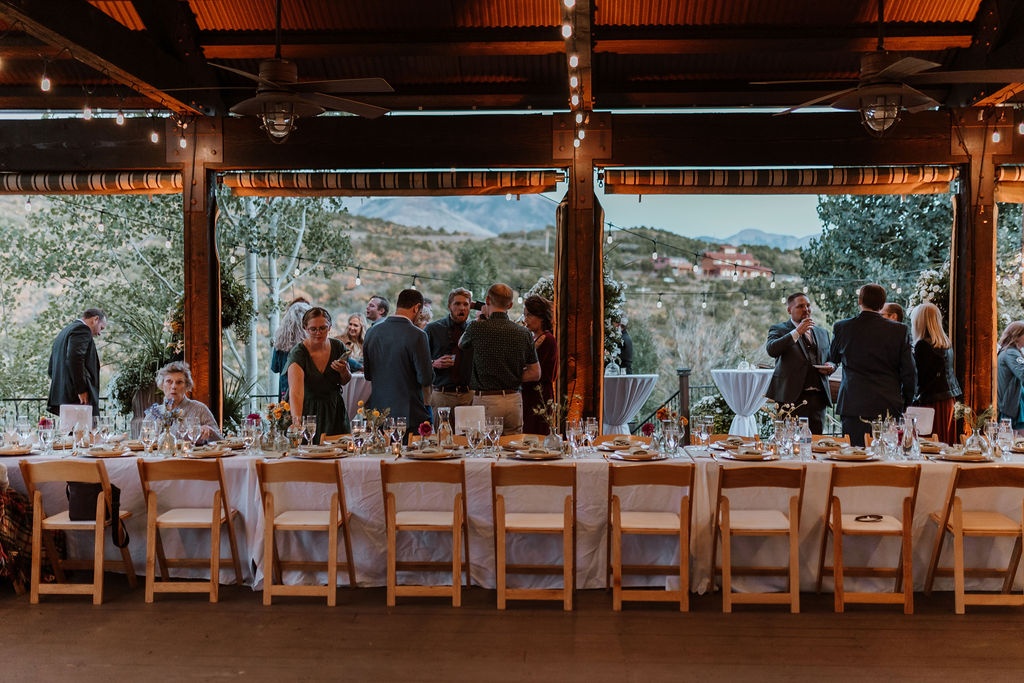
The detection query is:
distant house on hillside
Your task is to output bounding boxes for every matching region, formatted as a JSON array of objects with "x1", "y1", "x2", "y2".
[
  {"x1": 652, "y1": 256, "x2": 693, "y2": 273},
  {"x1": 697, "y1": 245, "x2": 771, "y2": 279}
]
